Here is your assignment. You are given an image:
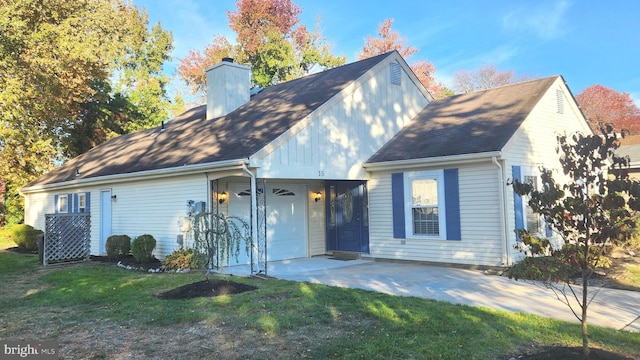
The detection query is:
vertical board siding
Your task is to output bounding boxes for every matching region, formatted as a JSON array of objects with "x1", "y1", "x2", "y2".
[
  {"x1": 369, "y1": 163, "x2": 504, "y2": 266},
  {"x1": 255, "y1": 57, "x2": 429, "y2": 180}
]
